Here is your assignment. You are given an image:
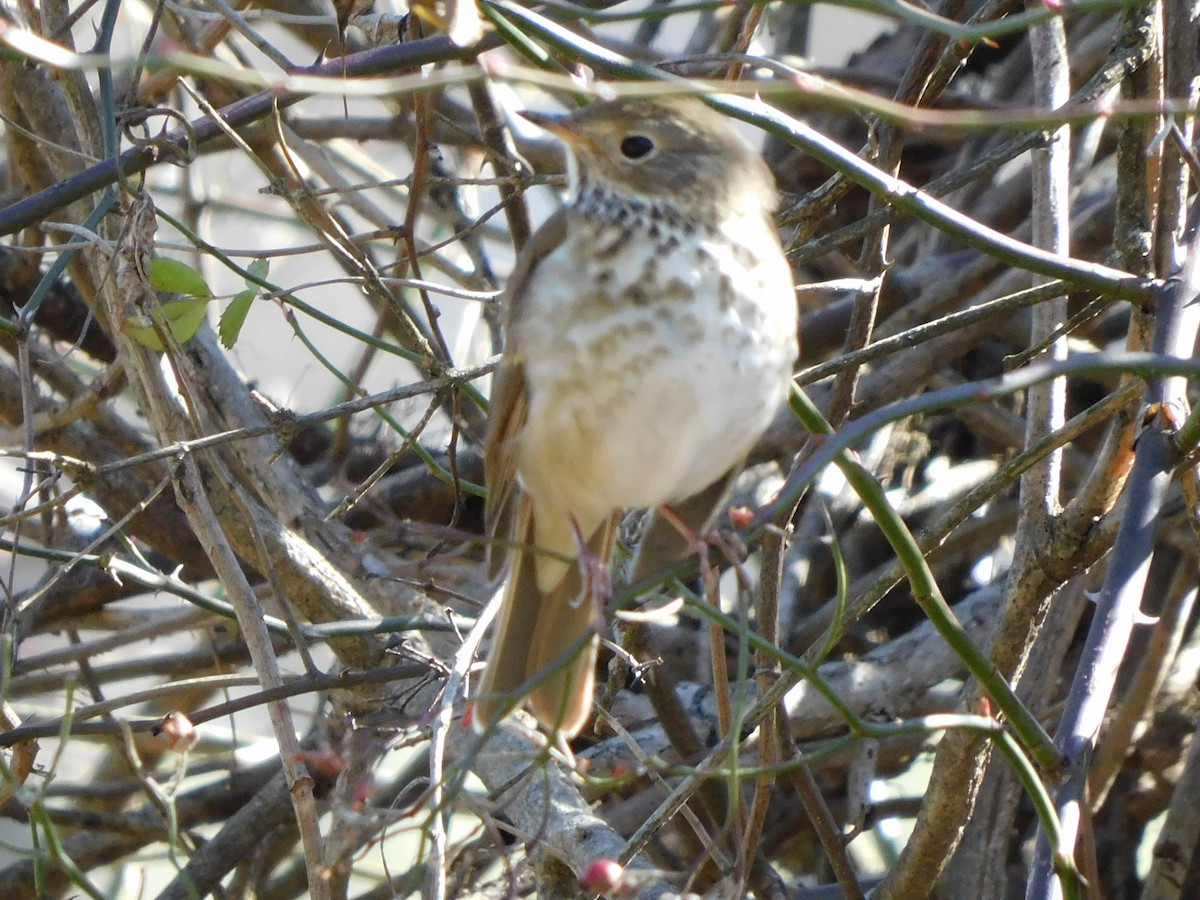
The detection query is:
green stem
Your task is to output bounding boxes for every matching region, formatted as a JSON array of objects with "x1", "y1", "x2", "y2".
[{"x1": 789, "y1": 386, "x2": 1060, "y2": 769}]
